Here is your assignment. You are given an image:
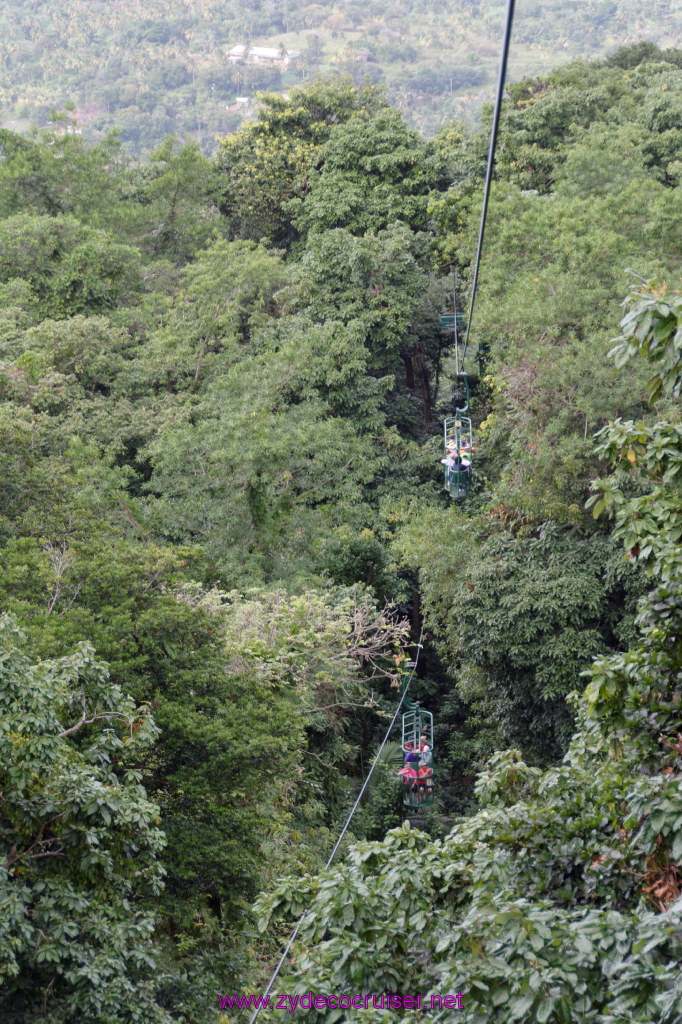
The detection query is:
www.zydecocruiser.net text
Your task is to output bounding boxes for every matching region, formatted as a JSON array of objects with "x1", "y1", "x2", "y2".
[{"x1": 218, "y1": 992, "x2": 464, "y2": 1012}]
